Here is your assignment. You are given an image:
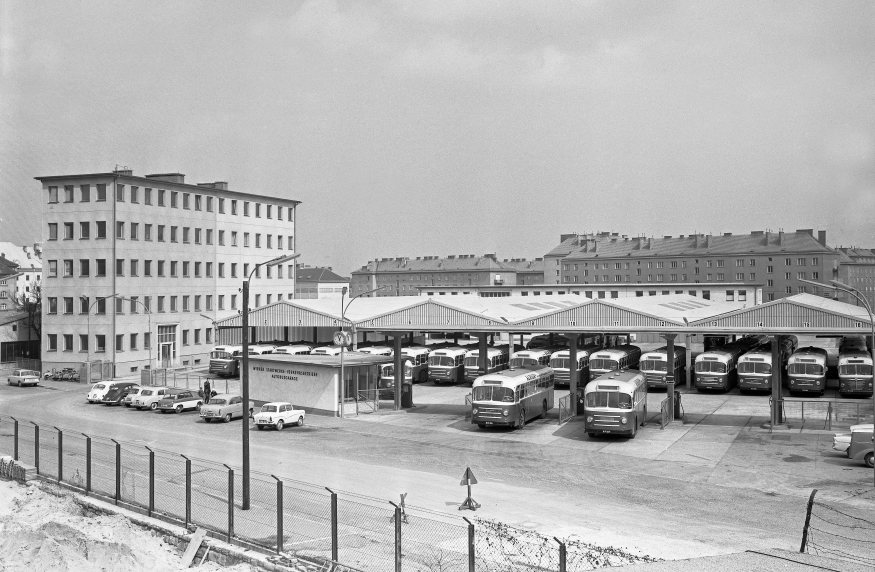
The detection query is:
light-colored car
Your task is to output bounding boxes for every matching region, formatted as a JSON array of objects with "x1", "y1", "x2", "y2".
[
  {"x1": 253, "y1": 402, "x2": 305, "y2": 431},
  {"x1": 7, "y1": 369, "x2": 40, "y2": 387},
  {"x1": 122, "y1": 386, "x2": 143, "y2": 407},
  {"x1": 132, "y1": 387, "x2": 172, "y2": 410},
  {"x1": 156, "y1": 390, "x2": 202, "y2": 414},
  {"x1": 200, "y1": 394, "x2": 254, "y2": 423},
  {"x1": 87, "y1": 382, "x2": 112, "y2": 403},
  {"x1": 833, "y1": 424, "x2": 875, "y2": 454}
]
